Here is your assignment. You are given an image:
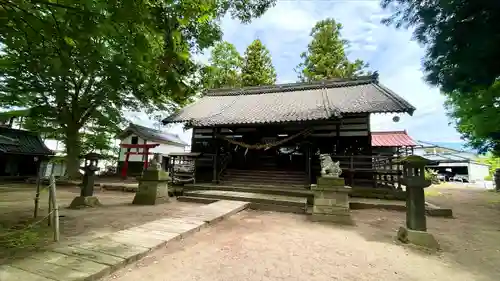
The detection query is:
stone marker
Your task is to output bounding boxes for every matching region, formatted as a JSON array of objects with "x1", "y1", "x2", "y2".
[
  {"x1": 132, "y1": 153, "x2": 171, "y2": 205},
  {"x1": 396, "y1": 155, "x2": 440, "y2": 250},
  {"x1": 311, "y1": 154, "x2": 352, "y2": 224},
  {"x1": 69, "y1": 153, "x2": 102, "y2": 209}
]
